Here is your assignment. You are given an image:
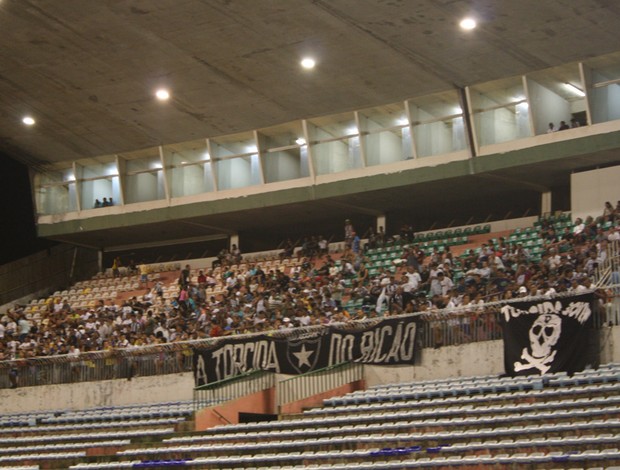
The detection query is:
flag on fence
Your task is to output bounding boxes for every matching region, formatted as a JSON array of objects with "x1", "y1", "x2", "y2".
[
  {"x1": 500, "y1": 293, "x2": 596, "y2": 376},
  {"x1": 193, "y1": 315, "x2": 418, "y2": 386}
]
